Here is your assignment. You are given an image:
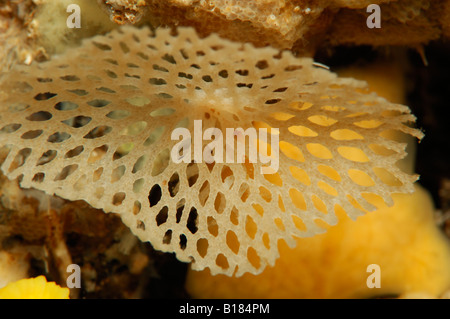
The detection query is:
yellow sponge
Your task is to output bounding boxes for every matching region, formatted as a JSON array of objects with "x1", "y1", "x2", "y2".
[
  {"x1": 185, "y1": 59, "x2": 450, "y2": 298},
  {"x1": 0, "y1": 276, "x2": 70, "y2": 299},
  {"x1": 186, "y1": 184, "x2": 450, "y2": 298}
]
